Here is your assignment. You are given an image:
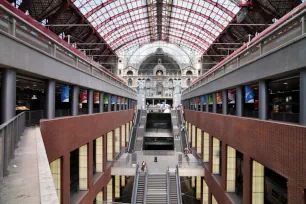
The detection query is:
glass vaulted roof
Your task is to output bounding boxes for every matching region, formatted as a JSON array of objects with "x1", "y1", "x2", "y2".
[{"x1": 73, "y1": 0, "x2": 240, "y2": 55}]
